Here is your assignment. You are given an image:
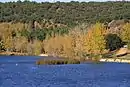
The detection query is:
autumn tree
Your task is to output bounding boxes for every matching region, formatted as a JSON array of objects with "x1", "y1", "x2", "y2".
[
  {"x1": 43, "y1": 34, "x2": 75, "y2": 58},
  {"x1": 84, "y1": 23, "x2": 106, "y2": 58},
  {"x1": 62, "y1": 35, "x2": 75, "y2": 58},
  {"x1": 15, "y1": 36, "x2": 28, "y2": 53},
  {"x1": 69, "y1": 27, "x2": 87, "y2": 58},
  {"x1": 43, "y1": 36, "x2": 62, "y2": 56},
  {"x1": 2, "y1": 27, "x2": 14, "y2": 52},
  {"x1": 33, "y1": 40, "x2": 43, "y2": 55},
  {"x1": 120, "y1": 23, "x2": 130, "y2": 48}
]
